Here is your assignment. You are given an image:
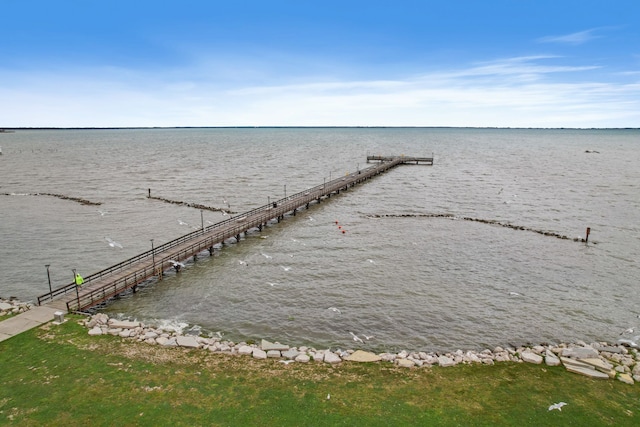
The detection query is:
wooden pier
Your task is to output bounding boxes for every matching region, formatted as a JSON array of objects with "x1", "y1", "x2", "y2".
[
  {"x1": 366, "y1": 154, "x2": 434, "y2": 165},
  {"x1": 38, "y1": 155, "x2": 433, "y2": 312}
]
